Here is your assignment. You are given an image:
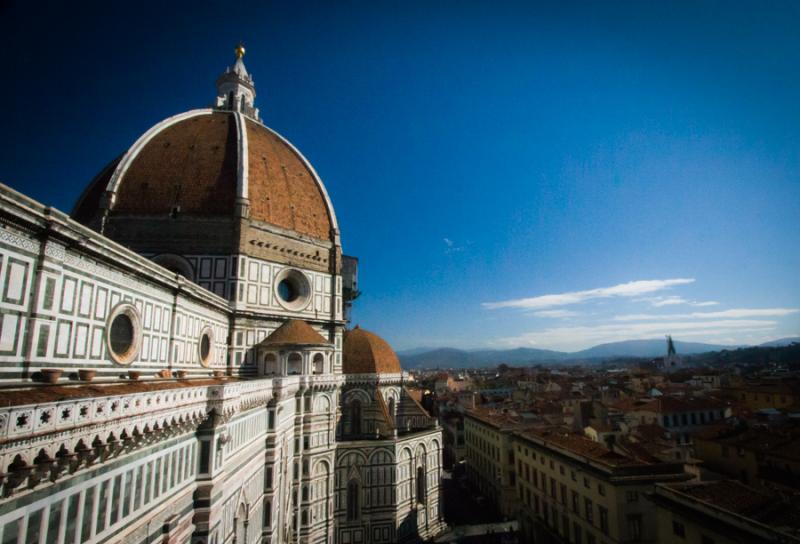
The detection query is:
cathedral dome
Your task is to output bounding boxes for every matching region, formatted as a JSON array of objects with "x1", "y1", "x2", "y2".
[
  {"x1": 260, "y1": 319, "x2": 331, "y2": 347},
  {"x1": 72, "y1": 49, "x2": 337, "y2": 243},
  {"x1": 343, "y1": 327, "x2": 402, "y2": 374}
]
